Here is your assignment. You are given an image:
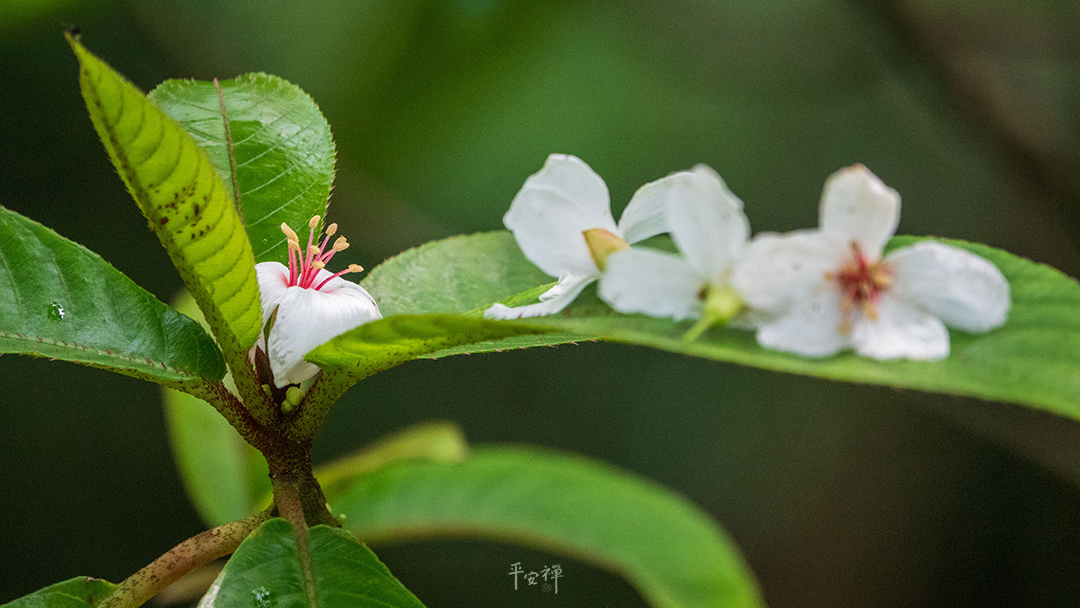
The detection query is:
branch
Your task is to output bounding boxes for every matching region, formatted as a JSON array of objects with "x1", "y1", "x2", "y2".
[{"x1": 99, "y1": 509, "x2": 271, "y2": 608}]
